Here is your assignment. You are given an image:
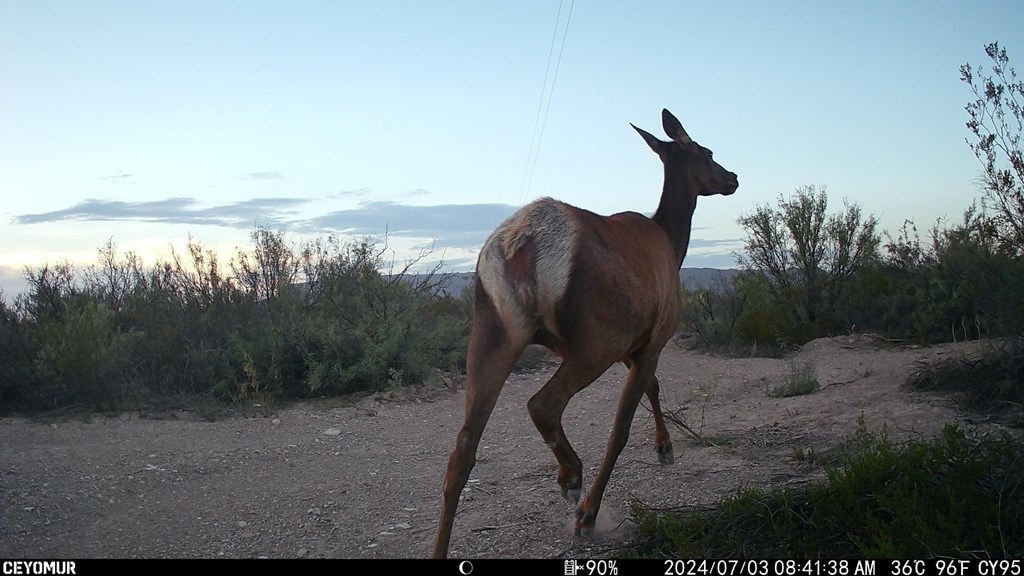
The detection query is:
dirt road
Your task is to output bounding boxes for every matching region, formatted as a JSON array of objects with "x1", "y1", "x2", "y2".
[{"x1": 0, "y1": 336, "x2": 983, "y2": 558}]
